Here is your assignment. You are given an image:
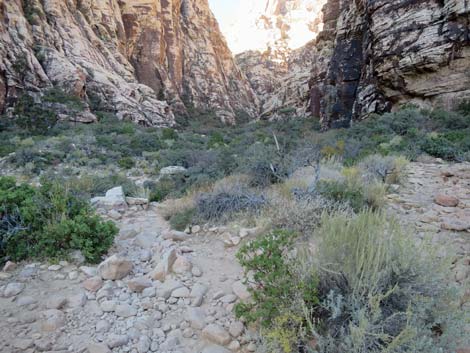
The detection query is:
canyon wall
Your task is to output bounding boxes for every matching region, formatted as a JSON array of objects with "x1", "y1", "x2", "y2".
[
  {"x1": 0, "y1": 0, "x2": 258, "y2": 126},
  {"x1": 310, "y1": 0, "x2": 470, "y2": 128}
]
